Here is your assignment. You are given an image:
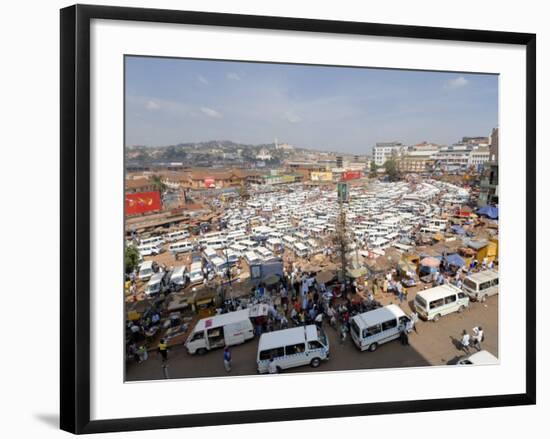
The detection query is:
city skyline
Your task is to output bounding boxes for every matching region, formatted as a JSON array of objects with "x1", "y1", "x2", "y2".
[{"x1": 125, "y1": 56, "x2": 498, "y2": 154}]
